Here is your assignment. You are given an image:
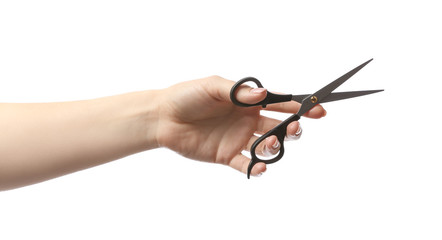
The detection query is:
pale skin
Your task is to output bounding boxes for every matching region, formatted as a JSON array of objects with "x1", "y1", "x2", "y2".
[{"x1": 0, "y1": 76, "x2": 325, "y2": 191}]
